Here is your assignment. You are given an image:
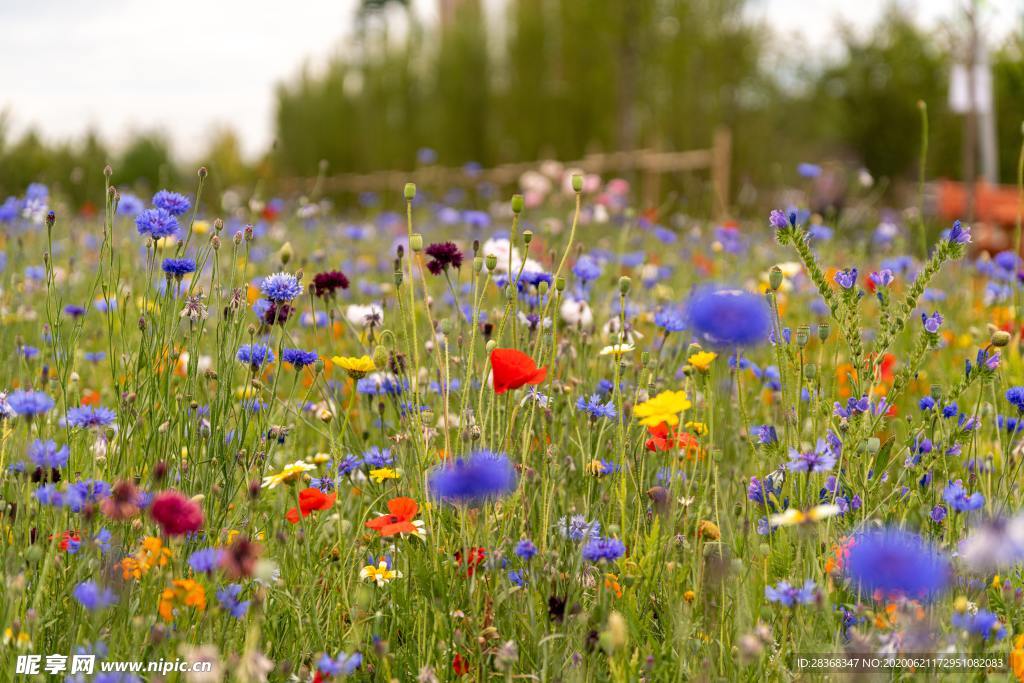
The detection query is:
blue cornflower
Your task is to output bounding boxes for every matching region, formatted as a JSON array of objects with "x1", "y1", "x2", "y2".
[
  {"x1": 152, "y1": 190, "x2": 191, "y2": 216},
  {"x1": 947, "y1": 220, "x2": 971, "y2": 245},
  {"x1": 951, "y1": 609, "x2": 1006, "y2": 641},
  {"x1": 557, "y1": 515, "x2": 601, "y2": 542},
  {"x1": 117, "y1": 192, "x2": 144, "y2": 216},
  {"x1": 317, "y1": 652, "x2": 362, "y2": 677},
  {"x1": 336, "y1": 454, "x2": 362, "y2": 476},
  {"x1": 135, "y1": 208, "x2": 179, "y2": 239},
  {"x1": 259, "y1": 271, "x2": 304, "y2": 302},
  {"x1": 508, "y1": 569, "x2": 527, "y2": 586},
  {"x1": 514, "y1": 539, "x2": 537, "y2": 560},
  {"x1": 765, "y1": 580, "x2": 816, "y2": 606},
  {"x1": 576, "y1": 394, "x2": 617, "y2": 420},
  {"x1": 216, "y1": 584, "x2": 251, "y2": 619},
  {"x1": 1006, "y1": 387, "x2": 1024, "y2": 413},
  {"x1": 844, "y1": 528, "x2": 950, "y2": 601},
  {"x1": 833, "y1": 268, "x2": 858, "y2": 290},
  {"x1": 653, "y1": 307, "x2": 686, "y2": 333},
  {"x1": 919, "y1": 396, "x2": 935, "y2": 411},
  {"x1": 572, "y1": 255, "x2": 602, "y2": 283},
  {"x1": 236, "y1": 343, "x2": 275, "y2": 368},
  {"x1": 188, "y1": 548, "x2": 224, "y2": 574},
  {"x1": 161, "y1": 258, "x2": 196, "y2": 278},
  {"x1": 428, "y1": 450, "x2": 517, "y2": 505},
  {"x1": 65, "y1": 479, "x2": 111, "y2": 512},
  {"x1": 73, "y1": 581, "x2": 117, "y2": 611},
  {"x1": 34, "y1": 484, "x2": 63, "y2": 507},
  {"x1": 582, "y1": 536, "x2": 626, "y2": 563},
  {"x1": 7, "y1": 390, "x2": 54, "y2": 417},
  {"x1": 27, "y1": 439, "x2": 68, "y2": 469},
  {"x1": 942, "y1": 402, "x2": 959, "y2": 418},
  {"x1": 930, "y1": 505, "x2": 947, "y2": 523},
  {"x1": 797, "y1": 162, "x2": 822, "y2": 178},
  {"x1": 361, "y1": 446, "x2": 393, "y2": 468},
  {"x1": 684, "y1": 286, "x2": 771, "y2": 348},
  {"x1": 943, "y1": 480, "x2": 984, "y2": 512},
  {"x1": 64, "y1": 304, "x2": 86, "y2": 318},
  {"x1": 65, "y1": 406, "x2": 117, "y2": 429},
  {"x1": 281, "y1": 348, "x2": 318, "y2": 369},
  {"x1": 921, "y1": 311, "x2": 943, "y2": 334},
  {"x1": 356, "y1": 375, "x2": 406, "y2": 396}
]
